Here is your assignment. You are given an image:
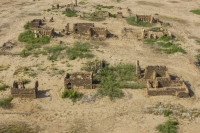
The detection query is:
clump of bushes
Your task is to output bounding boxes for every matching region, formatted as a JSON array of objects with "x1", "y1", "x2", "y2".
[
  {"x1": 126, "y1": 16, "x2": 153, "y2": 27},
  {"x1": 190, "y1": 9, "x2": 200, "y2": 15},
  {"x1": 0, "y1": 97, "x2": 13, "y2": 108},
  {"x1": 62, "y1": 11, "x2": 78, "y2": 17},
  {"x1": 18, "y1": 30, "x2": 50, "y2": 44},
  {"x1": 66, "y1": 42, "x2": 94, "y2": 60},
  {"x1": 43, "y1": 45, "x2": 67, "y2": 61},
  {"x1": 95, "y1": 63, "x2": 145, "y2": 100},
  {"x1": 61, "y1": 90, "x2": 83, "y2": 102},
  {"x1": 23, "y1": 22, "x2": 30, "y2": 30},
  {"x1": 156, "y1": 120, "x2": 178, "y2": 133},
  {"x1": 143, "y1": 36, "x2": 186, "y2": 54},
  {"x1": 94, "y1": 4, "x2": 114, "y2": 10},
  {"x1": 163, "y1": 109, "x2": 172, "y2": 117},
  {"x1": 20, "y1": 78, "x2": 31, "y2": 84},
  {"x1": 0, "y1": 84, "x2": 9, "y2": 91},
  {"x1": 79, "y1": 1, "x2": 87, "y2": 5}
]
